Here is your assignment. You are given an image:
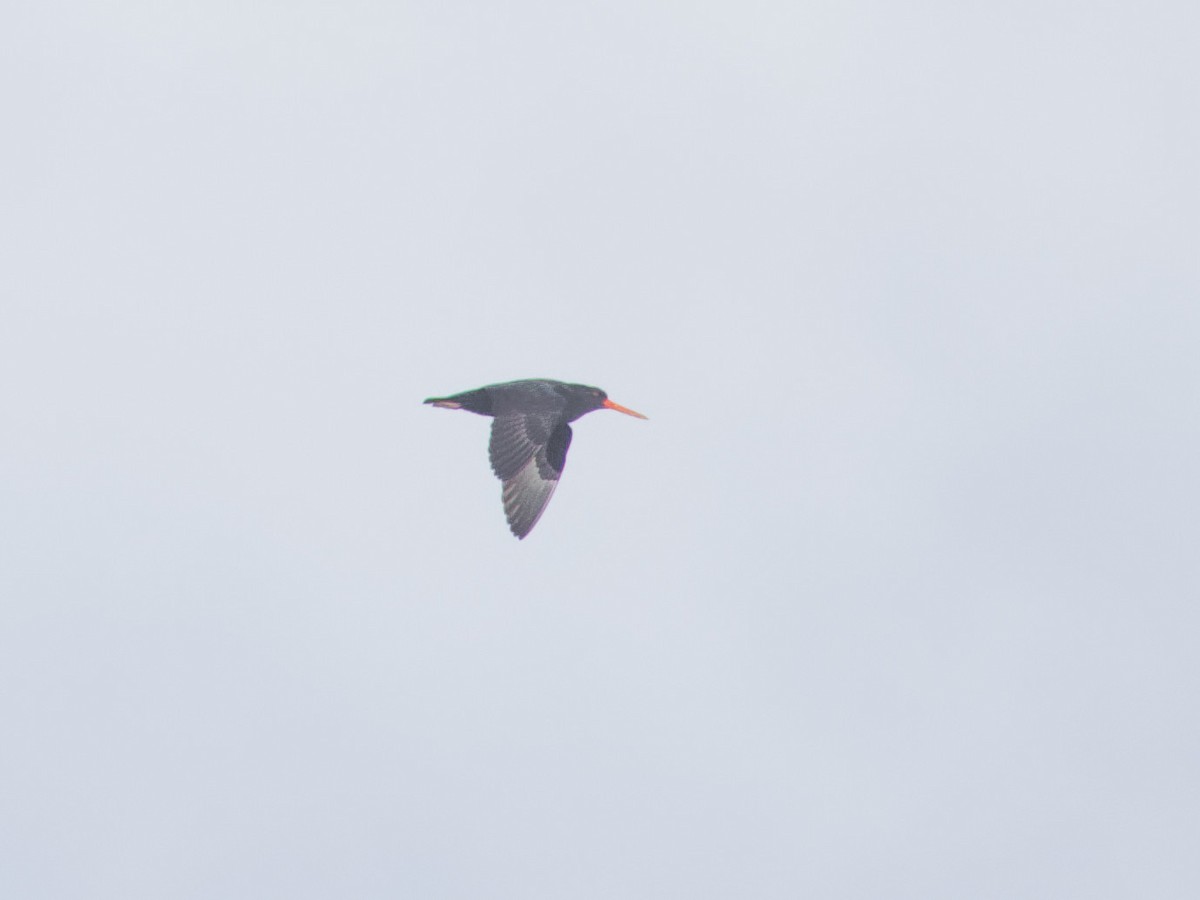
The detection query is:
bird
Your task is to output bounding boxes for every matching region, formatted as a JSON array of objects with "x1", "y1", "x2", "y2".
[{"x1": 424, "y1": 379, "x2": 648, "y2": 539}]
